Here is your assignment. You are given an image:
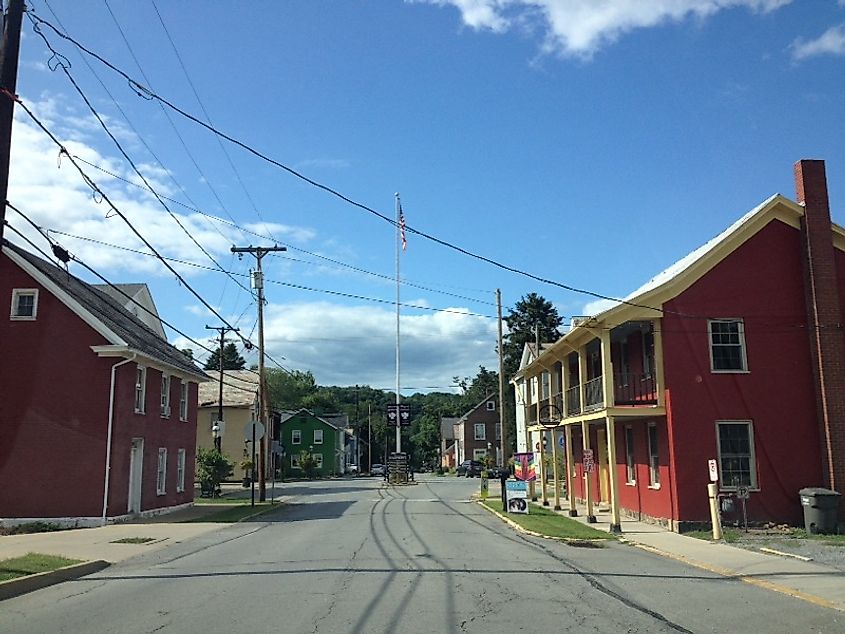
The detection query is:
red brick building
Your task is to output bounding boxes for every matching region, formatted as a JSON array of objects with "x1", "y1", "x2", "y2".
[
  {"x1": 0, "y1": 241, "x2": 208, "y2": 526},
  {"x1": 515, "y1": 160, "x2": 845, "y2": 531},
  {"x1": 453, "y1": 396, "x2": 501, "y2": 466}
]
